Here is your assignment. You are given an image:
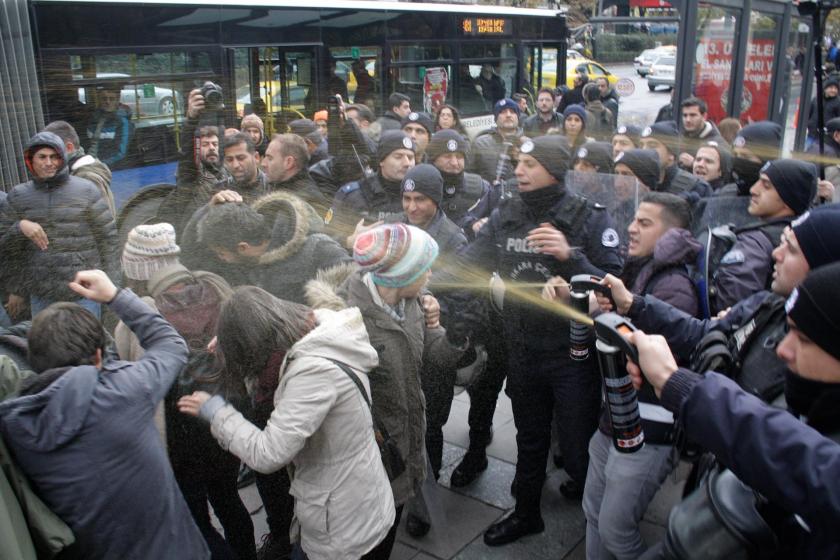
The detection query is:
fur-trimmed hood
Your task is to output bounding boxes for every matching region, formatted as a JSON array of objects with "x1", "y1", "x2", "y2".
[
  {"x1": 304, "y1": 261, "x2": 358, "y2": 311},
  {"x1": 251, "y1": 190, "x2": 325, "y2": 265}
]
